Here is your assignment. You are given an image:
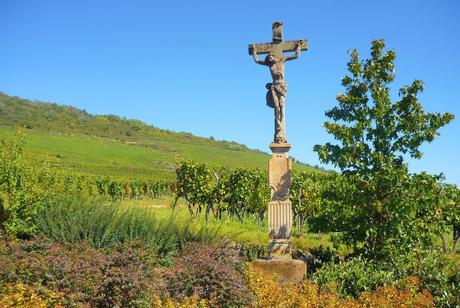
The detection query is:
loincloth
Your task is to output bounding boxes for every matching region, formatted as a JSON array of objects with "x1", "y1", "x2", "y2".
[{"x1": 266, "y1": 82, "x2": 287, "y2": 108}]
